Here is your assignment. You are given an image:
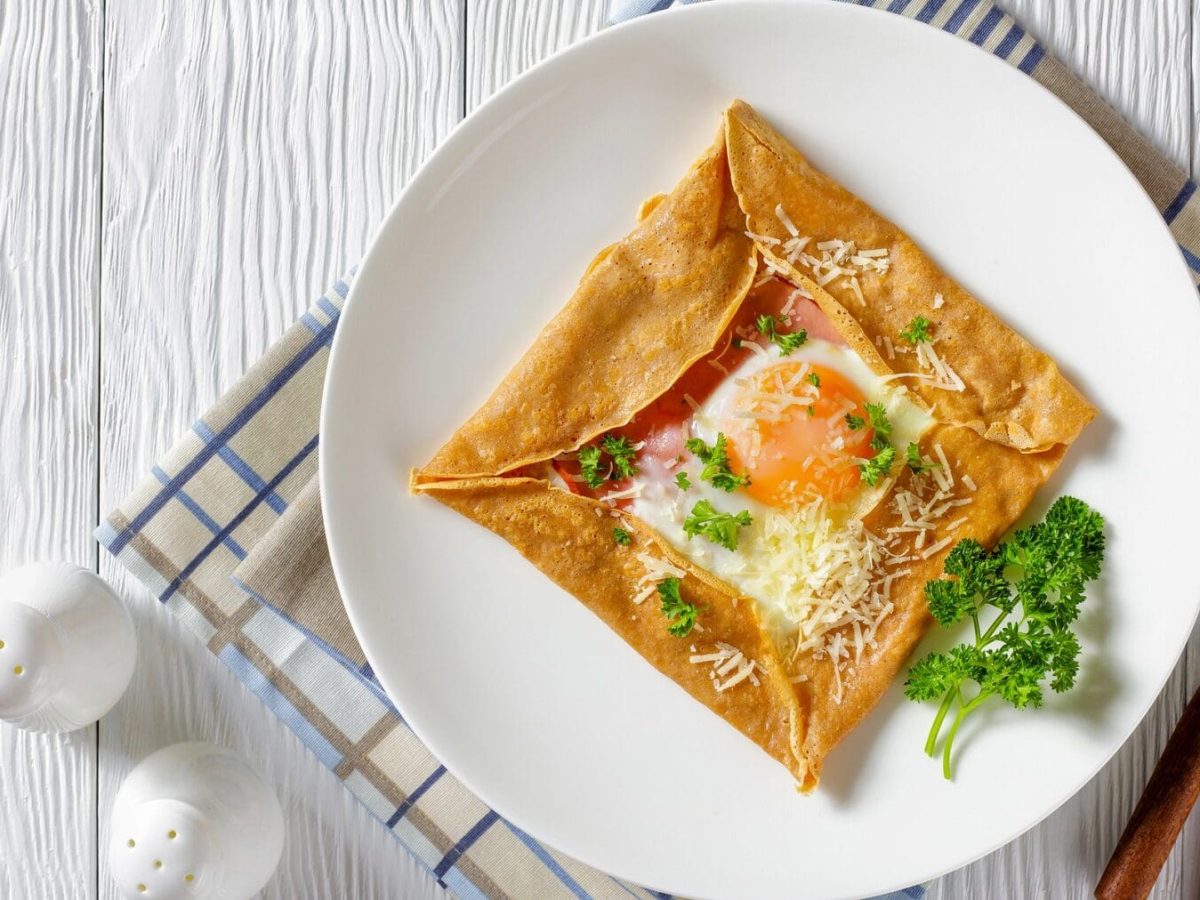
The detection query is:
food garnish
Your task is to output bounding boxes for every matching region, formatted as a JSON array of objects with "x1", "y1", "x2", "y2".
[
  {"x1": 899, "y1": 315, "x2": 933, "y2": 345},
  {"x1": 658, "y1": 577, "x2": 699, "y2": 637},
  {"x1": 755, "y1": 314, "x2": 808, "y2": 356},
  {"x1": 685, "y1": 433, "x2": 750, "y2": 492},
  {"x1": 856, "y1": 402, "x2": 895, "y2": 486},
  {"x1": 612, "y1": 527, "x2": 632, "y2": 546},
  {"x1": 683, "y1": 500, "x2": 753, "y2": 551},
  {"x1": 674, "y1": 471, "x2": 692, "y2": 491},
  {"x1": 601, "y1": 434, "x2": 639, "y2": 479},
  {"x1": 904, "y1": 496, "x2": 1105, "y2": 779},
  {"x1": 579, "y1": 433, "x2": 639, "y2": 489},
  {"x1": 905, "y1": 442, "x2": 939, "y2": 475}
]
